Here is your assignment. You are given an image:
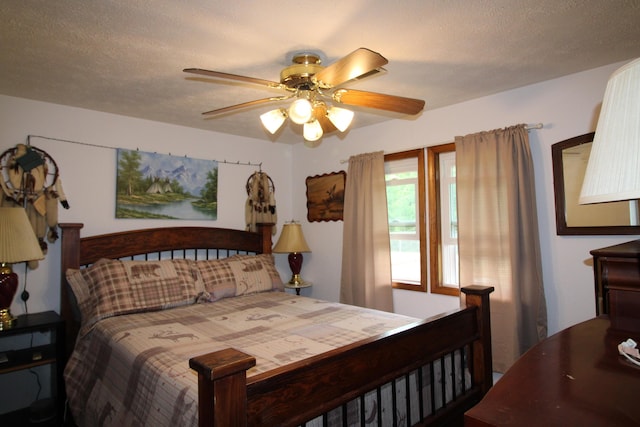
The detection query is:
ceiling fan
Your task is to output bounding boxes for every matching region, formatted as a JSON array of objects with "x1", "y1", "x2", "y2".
[{"x1": 184, "y1": 48, "x2": 425, "y2": 146}]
